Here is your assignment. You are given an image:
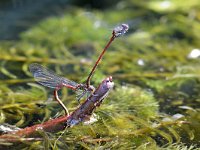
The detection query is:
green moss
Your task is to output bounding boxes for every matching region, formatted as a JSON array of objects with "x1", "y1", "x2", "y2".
[
  {"x1": 102, "y1": 85, "x2": 158, "y2": 119},
  {"x1": 1, "y1": 1, "x2": 200, "y2": 149}
]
